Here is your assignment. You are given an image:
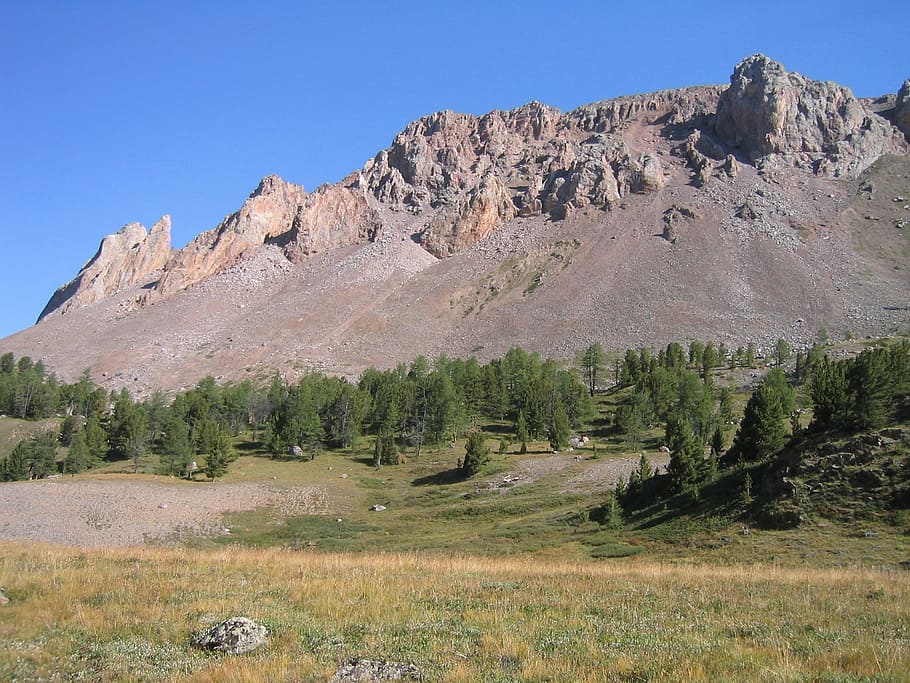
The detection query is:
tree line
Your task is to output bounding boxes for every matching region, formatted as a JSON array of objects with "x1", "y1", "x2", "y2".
[
  {"x1": 0, "y1": 348, "x2": 592, "y2": 481},
  {"x1": 3, "y1": 338, "x2": 905, "y2": 487}
]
